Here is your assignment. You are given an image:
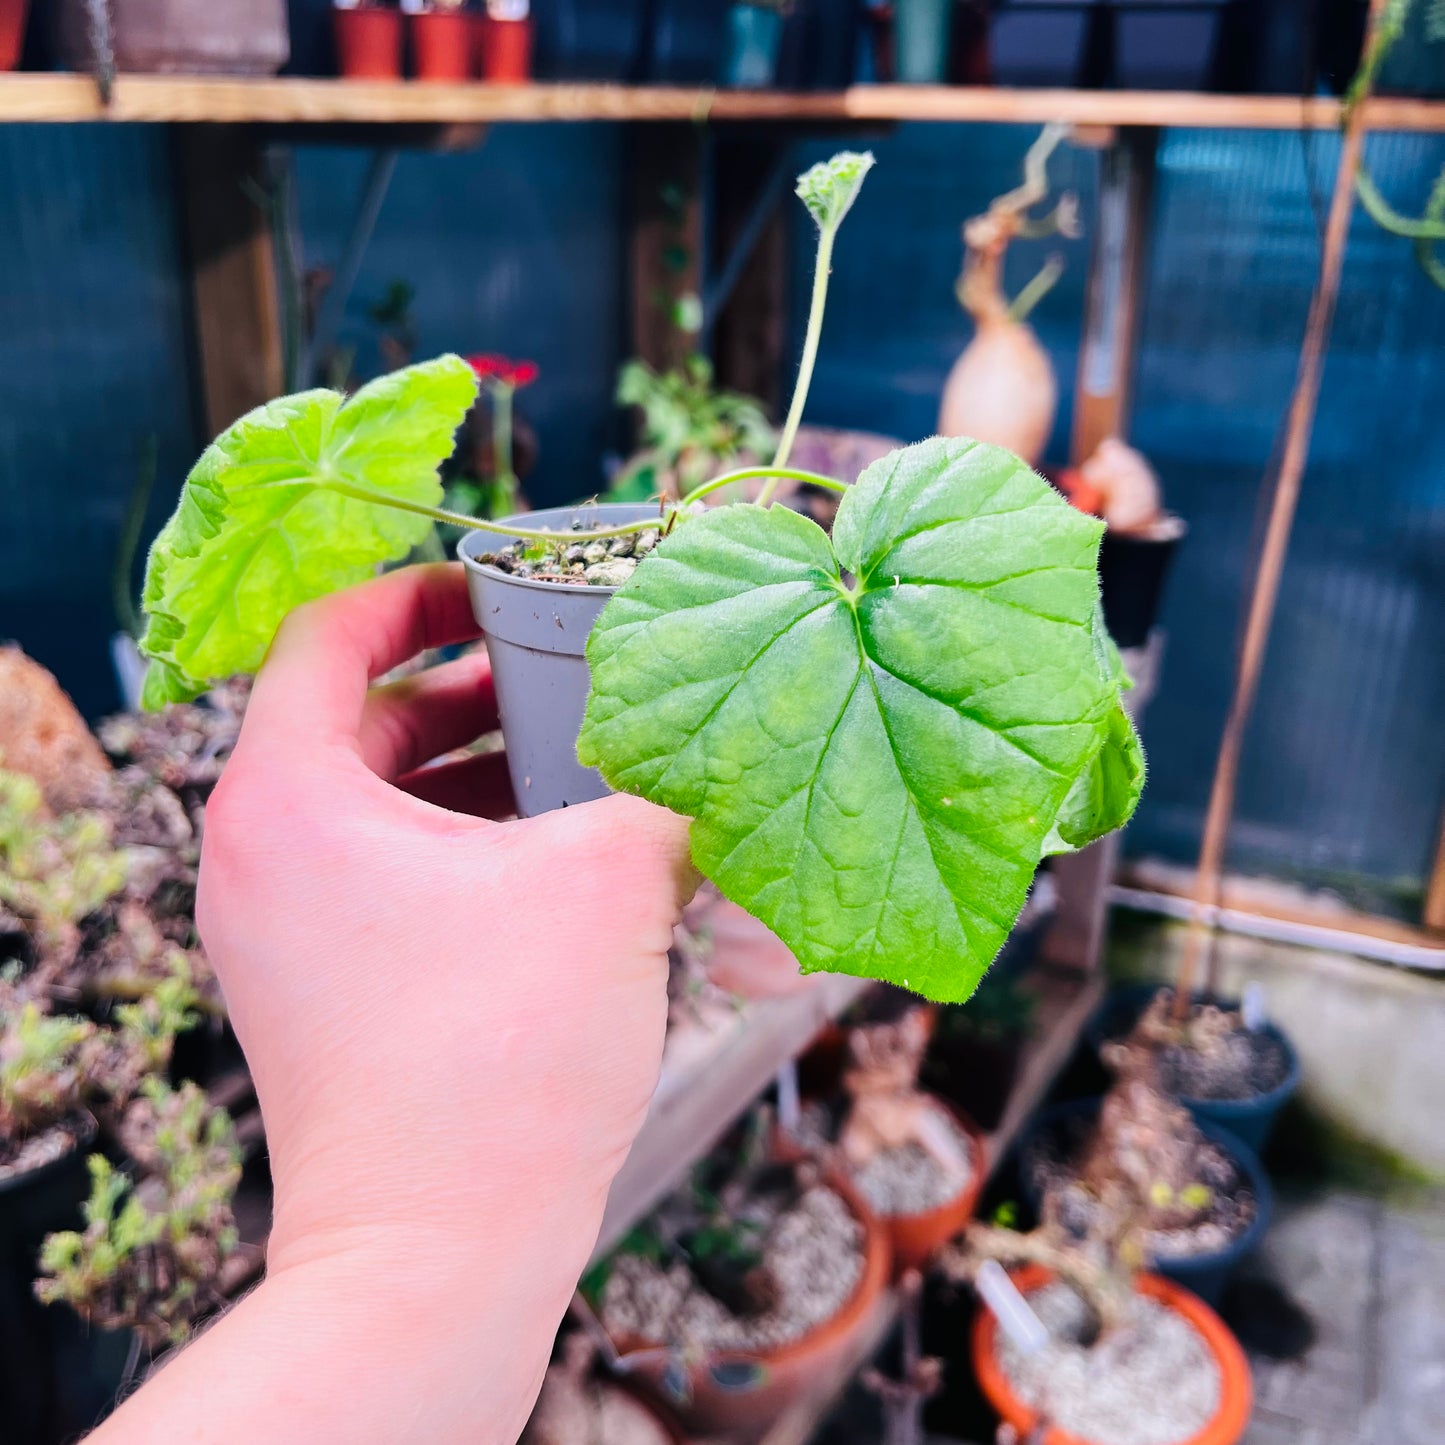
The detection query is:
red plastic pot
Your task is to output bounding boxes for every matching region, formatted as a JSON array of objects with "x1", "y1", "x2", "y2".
[
  {"x1": 476, "y1": 14, "x2": 532, "y2": 83},
  {"x1": 334, "y1": 4, "x2": 403, "y2": 80},
  {"x1": 972, "y1": 1265, "x2": 1253, "y2": 1445},
  {"x1": 609, "y1": 1168, "x2": 891, "y2": 1436},
  {"x1": 0, "y1": 0, "x2": 29, "y2": 71},
  {"x1": 881, "y1": 1097, "x2": 988, "y2": 1275},
  {"x1": 411, "y1": 8, "x2": 471, "y2": 81}
]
